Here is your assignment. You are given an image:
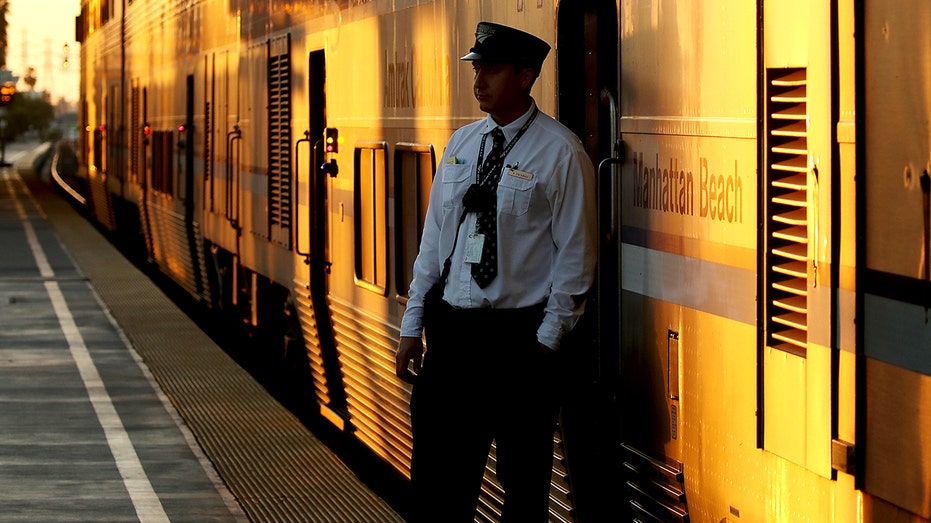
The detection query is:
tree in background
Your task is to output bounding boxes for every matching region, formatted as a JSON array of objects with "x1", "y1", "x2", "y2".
[{"x1": 4, "y1": 93, "x2": 55, "y2": 140}]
